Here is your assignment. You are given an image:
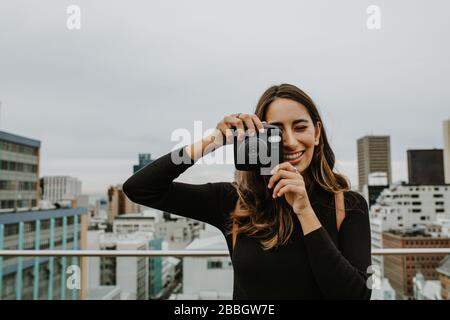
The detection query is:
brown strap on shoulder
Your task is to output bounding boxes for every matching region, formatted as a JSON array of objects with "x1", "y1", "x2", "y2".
[
  {"x1": 232, "y1": 221, "x2": 238, "y2": 251},
  {"x1": 232, "y1": 192, "x2": 346, "y2": 250}
]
